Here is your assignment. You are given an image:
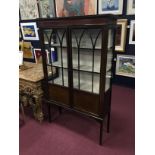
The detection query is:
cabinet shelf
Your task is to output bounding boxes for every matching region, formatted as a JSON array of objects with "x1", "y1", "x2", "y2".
[
  {"x1": 47, "y1": 61, "x2": 68, "y2": 69},
  {"x1": 45, "y1": 43, "x2": 102, "y2": 50},
  {"x1": 47, "y1": 63, "x2": 112, "y2": 73}
]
